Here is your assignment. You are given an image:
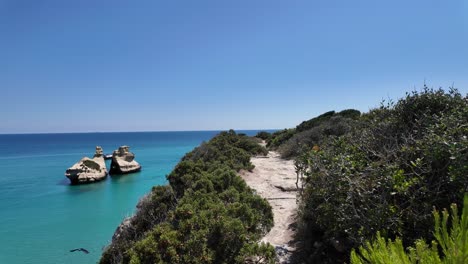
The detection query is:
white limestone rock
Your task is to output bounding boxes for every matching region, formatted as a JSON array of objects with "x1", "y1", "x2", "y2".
[
  {"x1": 109, "y1": 146, "x2": 141, "y2": 174},
  {"x1": 65, "y1": 146, "x2": 108, "y2": 184}
]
